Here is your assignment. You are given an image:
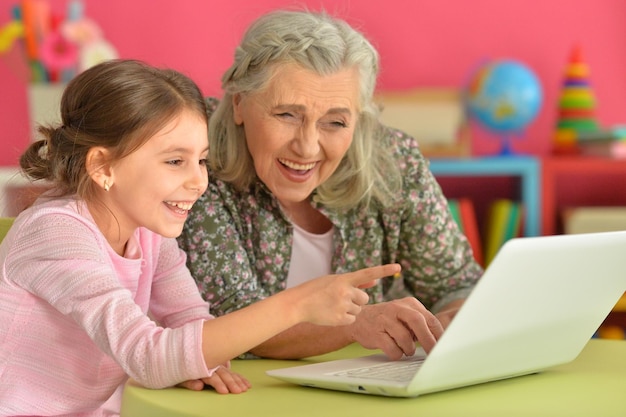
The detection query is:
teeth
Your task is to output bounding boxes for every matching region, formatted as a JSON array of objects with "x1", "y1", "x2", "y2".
[
  {"x1": 279, "y1": 158, "x2": 316, "y2": 171},
  {"x1": 165, "y1": 201, "x2": 193, "y2": 210}
]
